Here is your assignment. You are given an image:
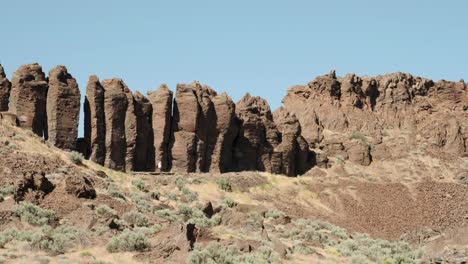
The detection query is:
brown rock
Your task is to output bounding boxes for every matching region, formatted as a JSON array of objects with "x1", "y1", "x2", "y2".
[
  {"x1": 0, "y1": 112, "x2": 18, "y2": 126},
  {"x1": 124, "y1": 84, "x2": 137, "y2": 172},
  {"x1": 148, "y1": 84, "x2": 173, "y2": 171},
  {"x1": 202, "y1": 201, "x2": 214, "y2": 218},
  {"x1": 210, "y1": 93, "x2": 239, "y2": 172},
  {"x1": 134, "y1": 91, "x2": 155, "y2": 171},
  {"x1": 345, "y1": 140, "x2": 372, "y2": 166},
  {"x1": 102, "y1": 79, "x2": 128, "y2": 171},
  {"x1": 64, "y1": 174, "x2": 96, "y2": 199},
  {"x1": 9, "y1": 63, "x2": 48, "y2": 137},
  {"x1": 84, "y1": 75, "x2": 106, "y2": 164},
  {"x1": 14, "y1": 171, "x2": 55, "y2": 203},
  {"x1": 172, "y1": 83, "x2": 200, "y2": 172},
  {"x1": 0, "y1": 65, "x2": 11, "y2": 111},
  {"x1": 234, "y1": 94, "x2": 281, "y2": 173},
  {"x1": 46, "y1": 66, "x2": 81, "y2": 150}
]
